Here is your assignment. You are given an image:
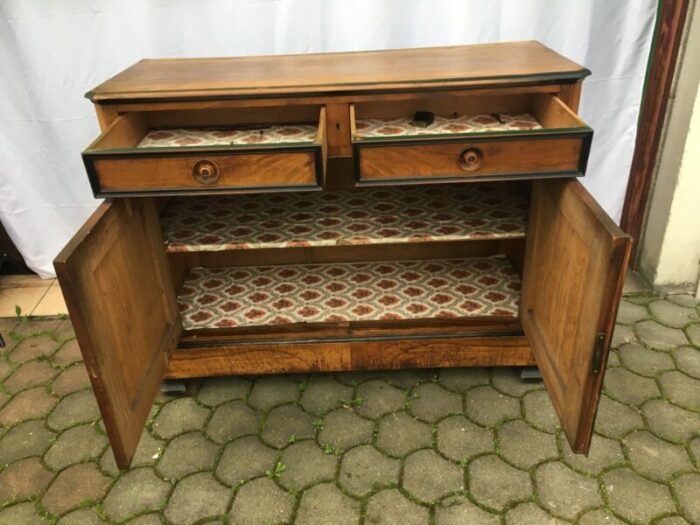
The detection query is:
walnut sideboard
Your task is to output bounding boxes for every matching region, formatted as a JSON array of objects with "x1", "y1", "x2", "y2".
[{"x1": 55, "y1": 41, "x2": 631, "y2": 469}]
